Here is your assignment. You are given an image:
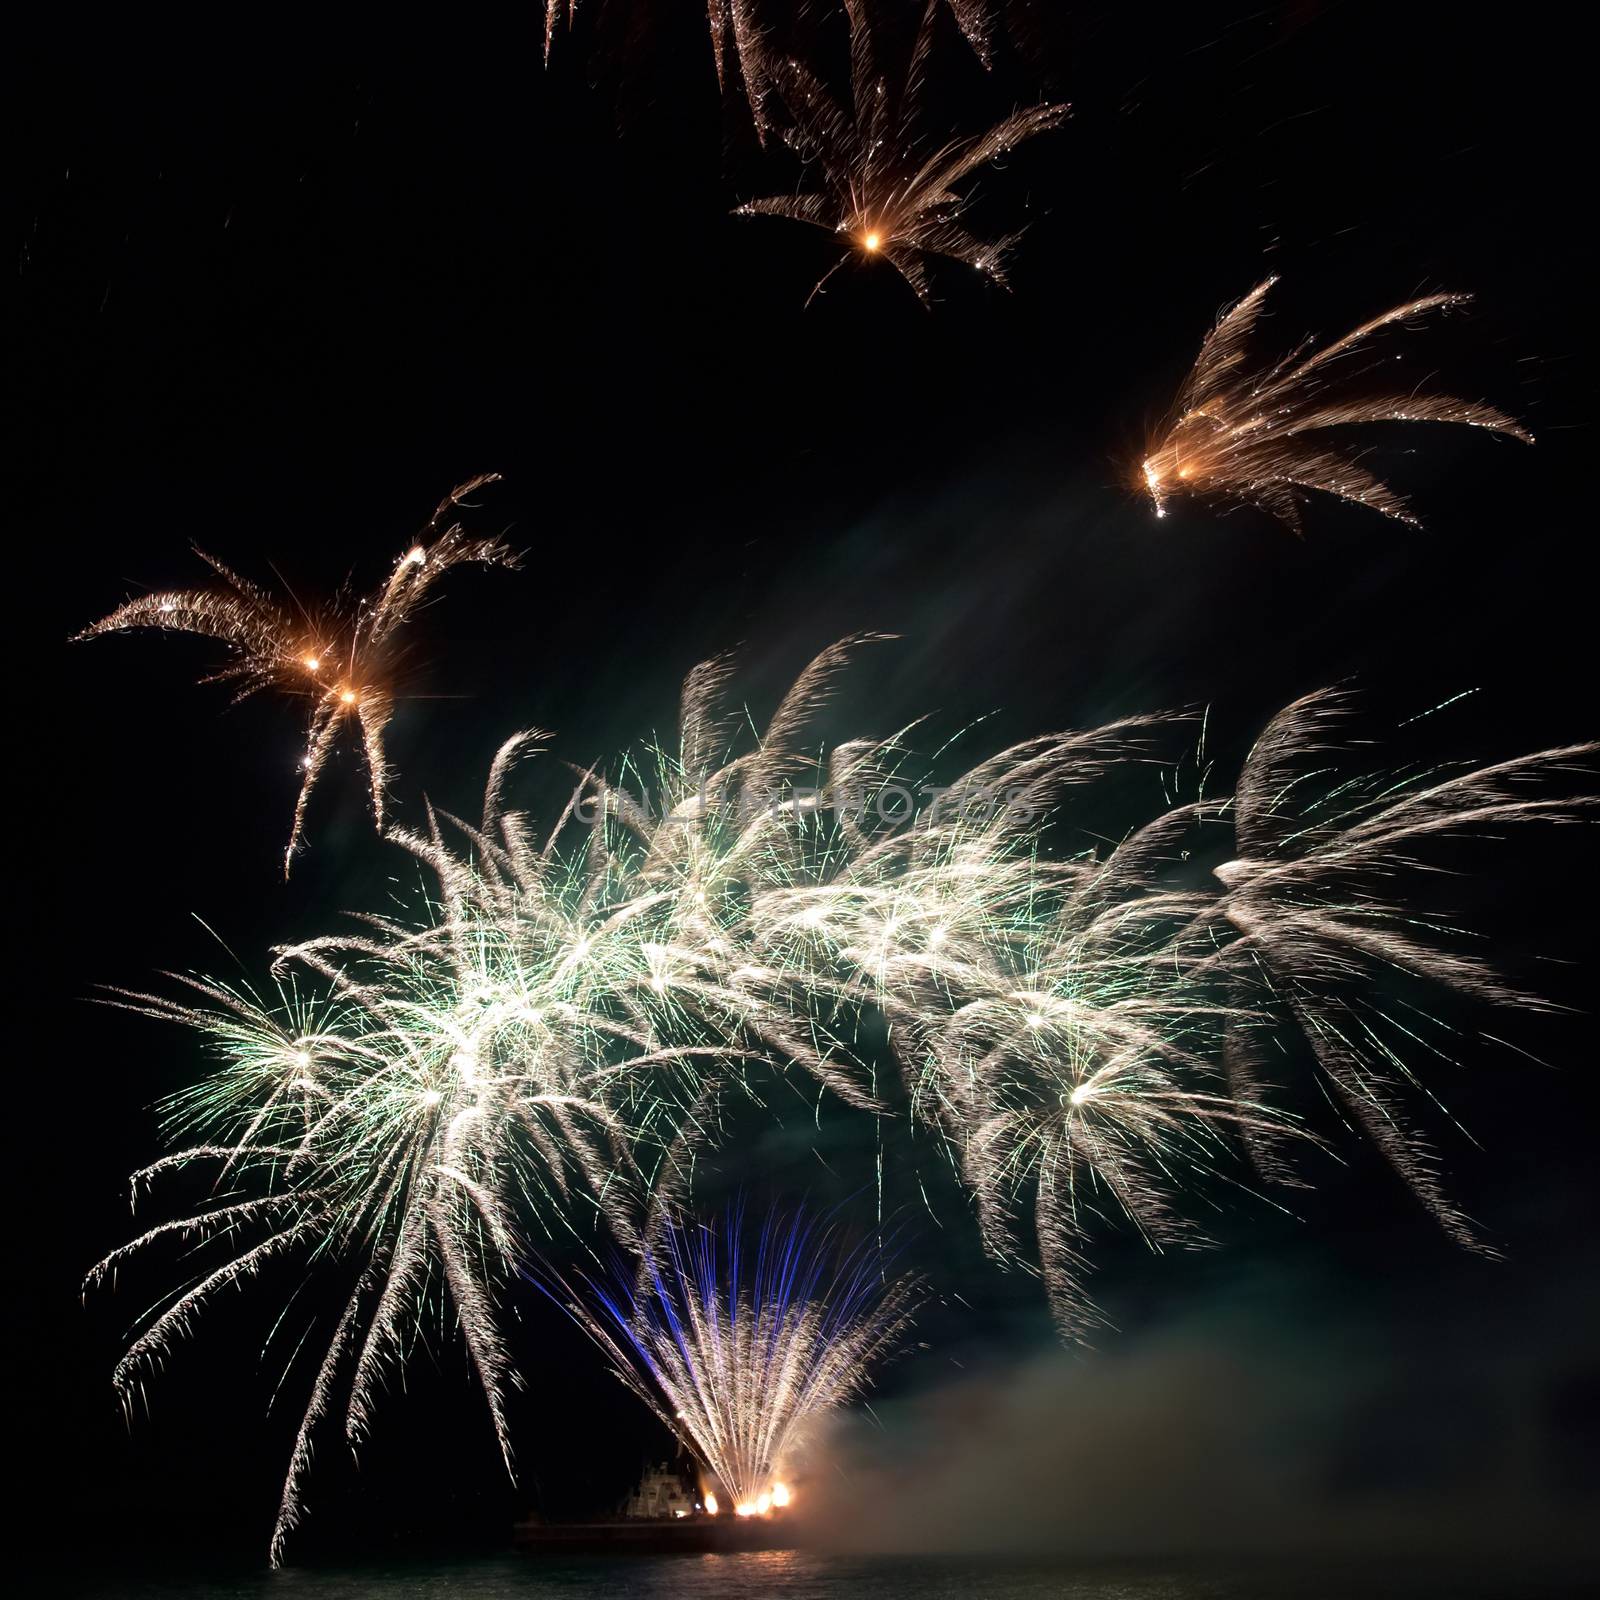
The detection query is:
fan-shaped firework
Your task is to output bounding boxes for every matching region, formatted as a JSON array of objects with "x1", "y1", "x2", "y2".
[
  {"x1": 87, "y1": 791, "x2": 670, "y2": 1564},
  {"x1": 537, "y1": 1206, "x2": 919, "y2": 1515},
  {"x1": 755, "y1": 718, "x2": 1304, "y2": 1337},
  {"x1": 548, "y1": 632, "x2": 915, "y2": 1151},
  {"x1": 736, "y1": 1, "x2": 1067, "y2": 304},
  {"x1": 746, "y1": 692, "x2": 1594, "y2": 1336},
  {"x1": 1189, "y1": 691, "x2": 1597, "y2": 1249},
  {"x1": 919, "y1": 841, "x2": 1296, "y2": 1340},
  {"x1": 72, "y1": 475, "x2": 517, "y2": 873},
  {"x1": 1140, "y1": 278, "x2": 1533, "y2": 533}
]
